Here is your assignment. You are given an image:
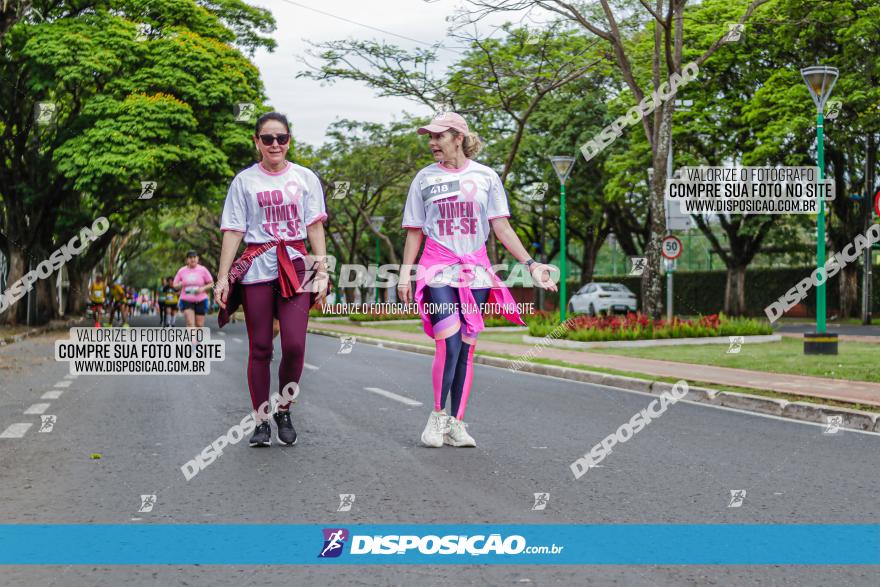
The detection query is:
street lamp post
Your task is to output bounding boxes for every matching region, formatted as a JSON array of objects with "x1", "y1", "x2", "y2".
[
  {"x1": 801, "y1": 65, "x2": 839, "y2": 355},
  {"x1": 370, "y1": 216, "x2": 385, "y2": 304},
  {"x1": 549, "y1": 156, "x2": 575, "y2": 322}
]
